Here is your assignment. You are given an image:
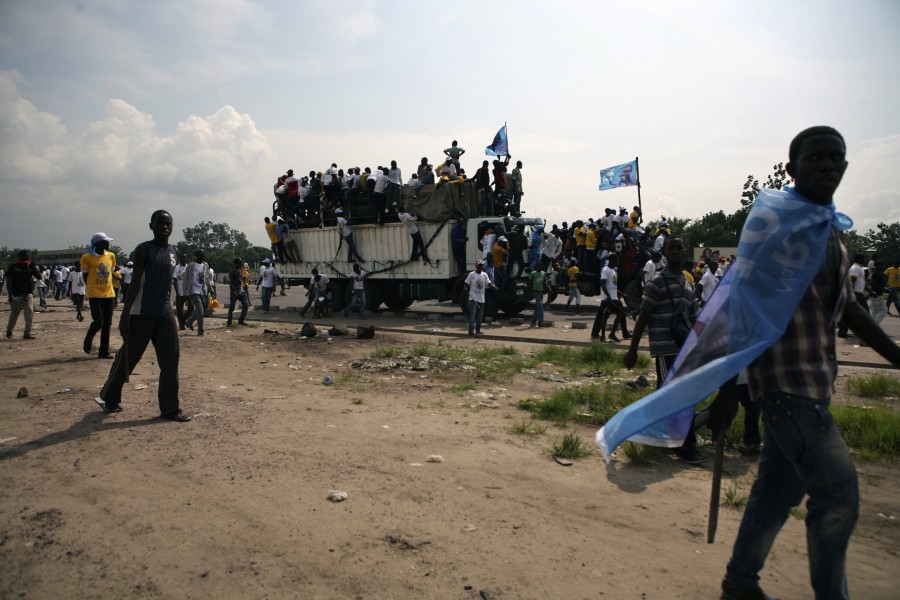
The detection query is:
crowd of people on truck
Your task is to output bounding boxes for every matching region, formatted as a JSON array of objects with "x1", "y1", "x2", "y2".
[{"x1": 268, "y1": 140, "x2": 525, "y2": 230}]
